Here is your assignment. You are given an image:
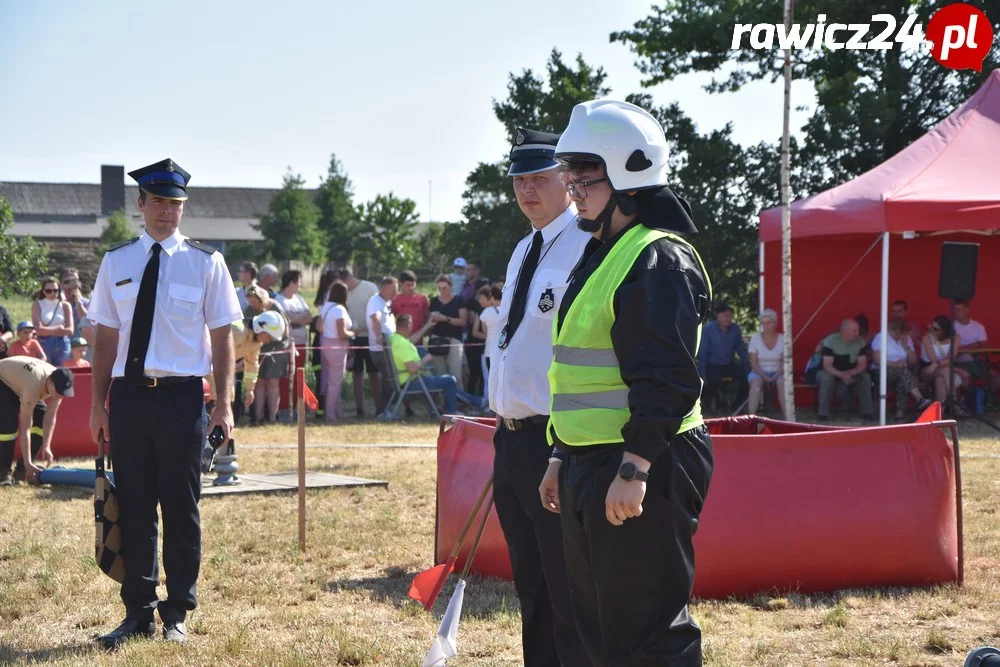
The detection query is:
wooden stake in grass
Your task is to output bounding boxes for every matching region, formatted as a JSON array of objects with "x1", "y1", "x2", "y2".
[{"x1": 297, "y1": 366, "x2": 307, "y2": 553}]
